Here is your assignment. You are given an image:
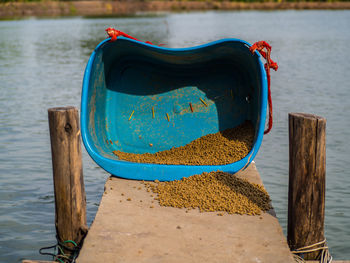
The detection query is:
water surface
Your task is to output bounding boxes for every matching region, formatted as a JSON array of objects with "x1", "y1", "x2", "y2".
[{"x1": 0, "y1": 10, "x2": 349, "y2": 262}]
